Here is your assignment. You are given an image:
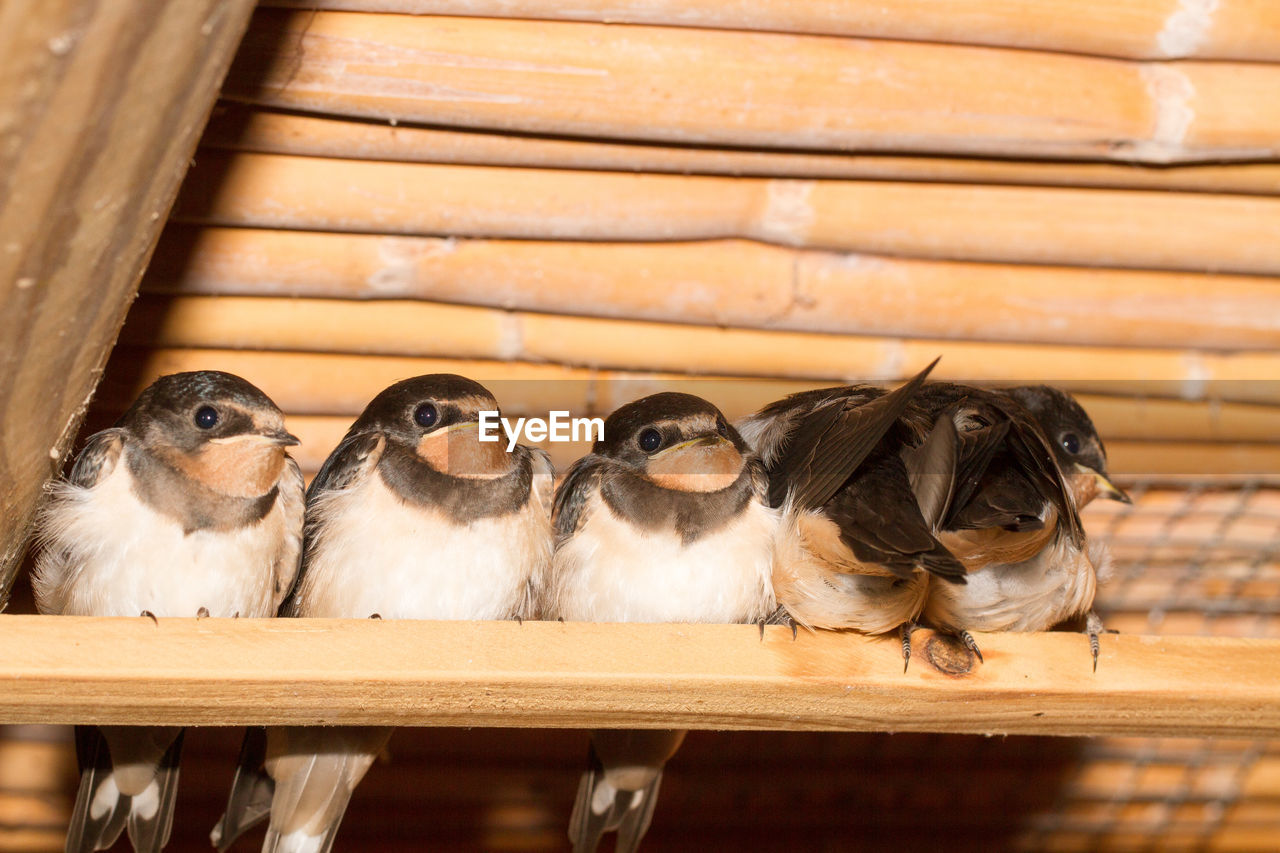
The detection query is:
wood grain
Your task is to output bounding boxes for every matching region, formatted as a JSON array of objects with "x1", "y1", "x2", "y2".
[
  {"x1": 257, "y1": 0, "x2": 1280, "y2": 62},
  {"x1": 170, "y1": 153, "x2": 1280, "y2": 274},
  {"x1": 143, "y1": 227, "x2": 1280, "y2": 351},
  {"x1": 0, "y1": 617, "x2": 1276, "y2": 736},
  {"x1": 0, "y1": 0, "x2": 257, "y2": 606},
  {"x1": 203, "y1": 104, "x2": 1280, "y2": 196},
  {"x1": 221, "y1": 10, "x2": 1280, "y2": 162}
]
